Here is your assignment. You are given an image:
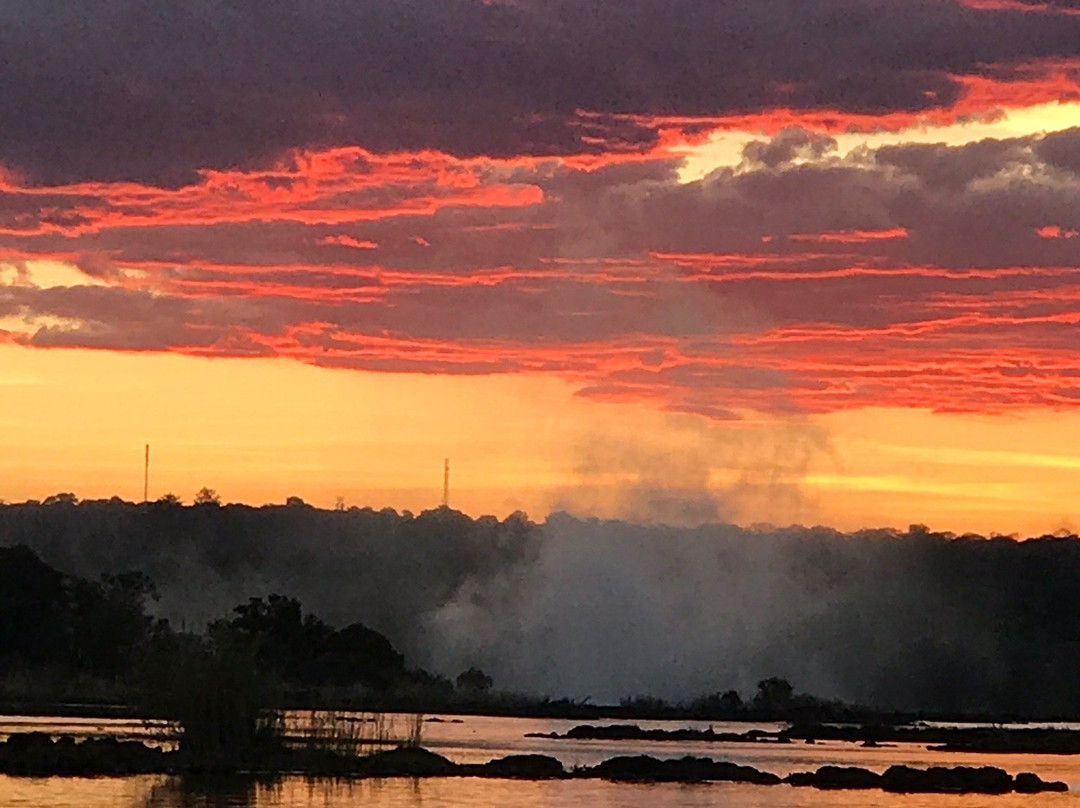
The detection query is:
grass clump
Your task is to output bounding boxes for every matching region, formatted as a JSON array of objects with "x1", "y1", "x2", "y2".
[{"x1": 140, "y1": 632, "x2": 283, "y2": 769}]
